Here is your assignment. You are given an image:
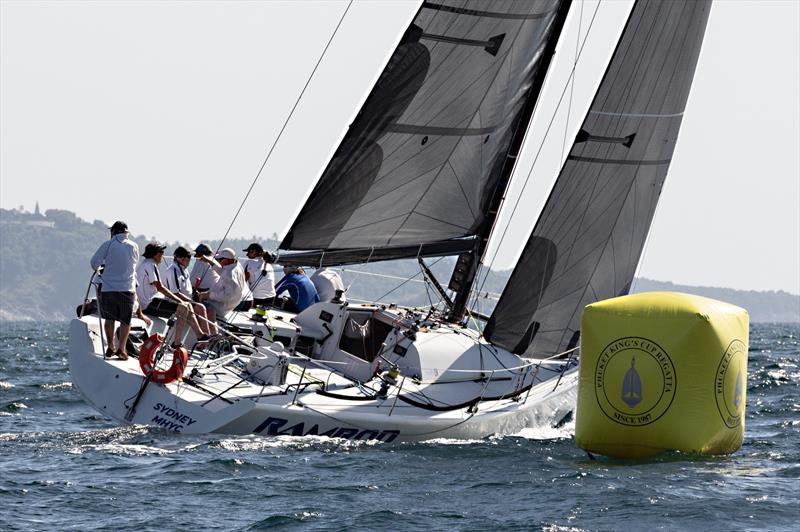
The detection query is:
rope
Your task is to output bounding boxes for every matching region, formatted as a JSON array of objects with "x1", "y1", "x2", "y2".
[
  {"x1": 192, "y1": 0, "x2": 354, "y2": 319},
  {"x1": 341, "y1": 268, "x2": 425, "y2": 284},
  {"x1": 372, "y1": 256, "x2": 446, "y2": 303},
  {"x1": 560, "y1": 0, "x2": 585, "y2": 164},
  {"x1": 344, "y1": 247, "x2": 374, "y2": 294},
  {"x1": 420, "y1": 262, "x2": 437, "y2": 309},
  {"x1": 209, "y1": 0, "x2": 354, "y2": 259}
]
